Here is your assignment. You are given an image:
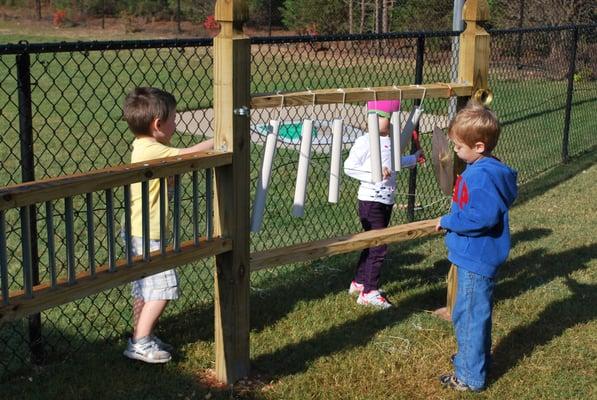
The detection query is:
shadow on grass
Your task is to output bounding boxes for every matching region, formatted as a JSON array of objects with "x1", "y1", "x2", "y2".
[
  {"x1": 251, "y1": 240, "x2": 595, "y2": 381},
  {"x1": 514, "y1": 148, "x2": 596, "y2": 207},
  {"x1": 490, "y1": 243, "x2": 597, "y2": 383},
  {"x1": 0, "y1": 337, "x2": 221, "y2": 400},
  {"x1": 252, "y1": 284, "x2": 445, "y2": 378},
  {"x1": 249, "y1": 249, "x2": 427, "y2": 333}
]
